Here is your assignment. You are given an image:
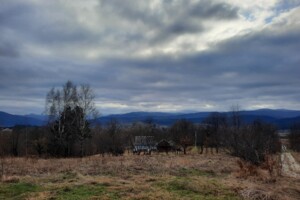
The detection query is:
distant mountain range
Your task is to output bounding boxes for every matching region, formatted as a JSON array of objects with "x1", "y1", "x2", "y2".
[
  {"x1": 0, "y1": 111, "x2": 46, "y2": 127},
  {"x1": 1, "y1": 109, "x2": 300, "y2": 129}
]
